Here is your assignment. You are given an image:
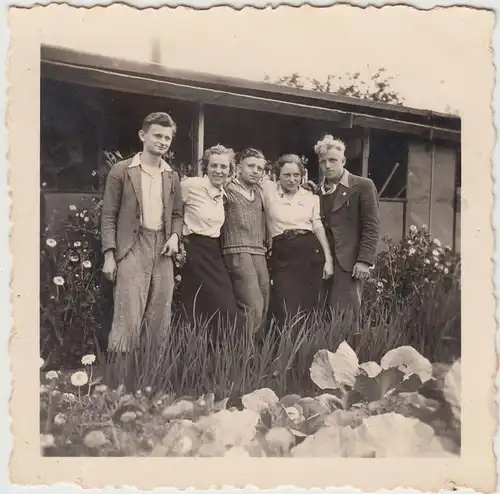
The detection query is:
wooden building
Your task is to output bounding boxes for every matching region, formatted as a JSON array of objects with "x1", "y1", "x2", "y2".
[{"x1": 40, "y1": 44, "x2": 461, "y2": 251}]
